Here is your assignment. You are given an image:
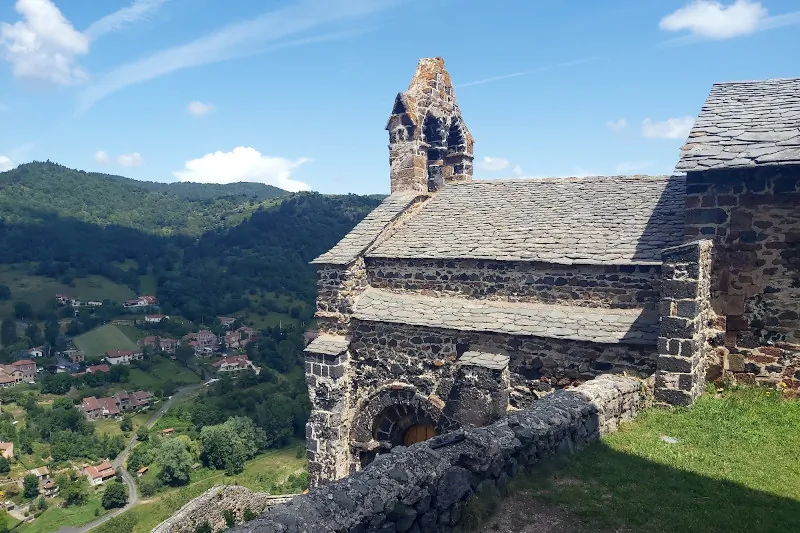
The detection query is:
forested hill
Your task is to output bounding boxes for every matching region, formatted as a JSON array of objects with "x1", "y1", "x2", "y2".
[
  {"x1": 0, "y1": 161, "x2": 384, "y2": 322},
  {"x1": 0, "y1": 161, "x2": 289, "y2": 236}
]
